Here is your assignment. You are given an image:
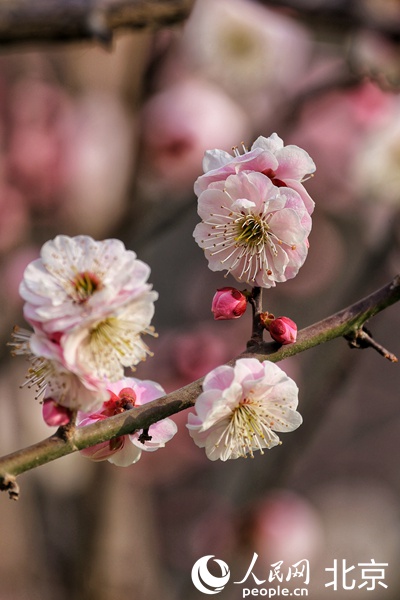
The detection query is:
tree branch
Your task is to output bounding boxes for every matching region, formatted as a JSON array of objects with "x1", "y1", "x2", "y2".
[
  {"x1": 0, "y1": 0, "x2": 195, "y2": 46},
  {"x1": 0, "y1": 274, "x2": 399, "y2": 498}
]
